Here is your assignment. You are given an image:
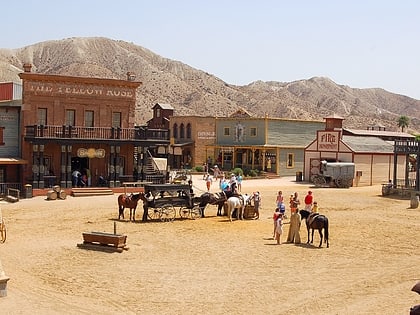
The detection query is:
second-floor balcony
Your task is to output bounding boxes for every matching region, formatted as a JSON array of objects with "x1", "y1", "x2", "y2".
[{"x1": 24, "y1": 125, "x2": 170, "y2": 143}]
